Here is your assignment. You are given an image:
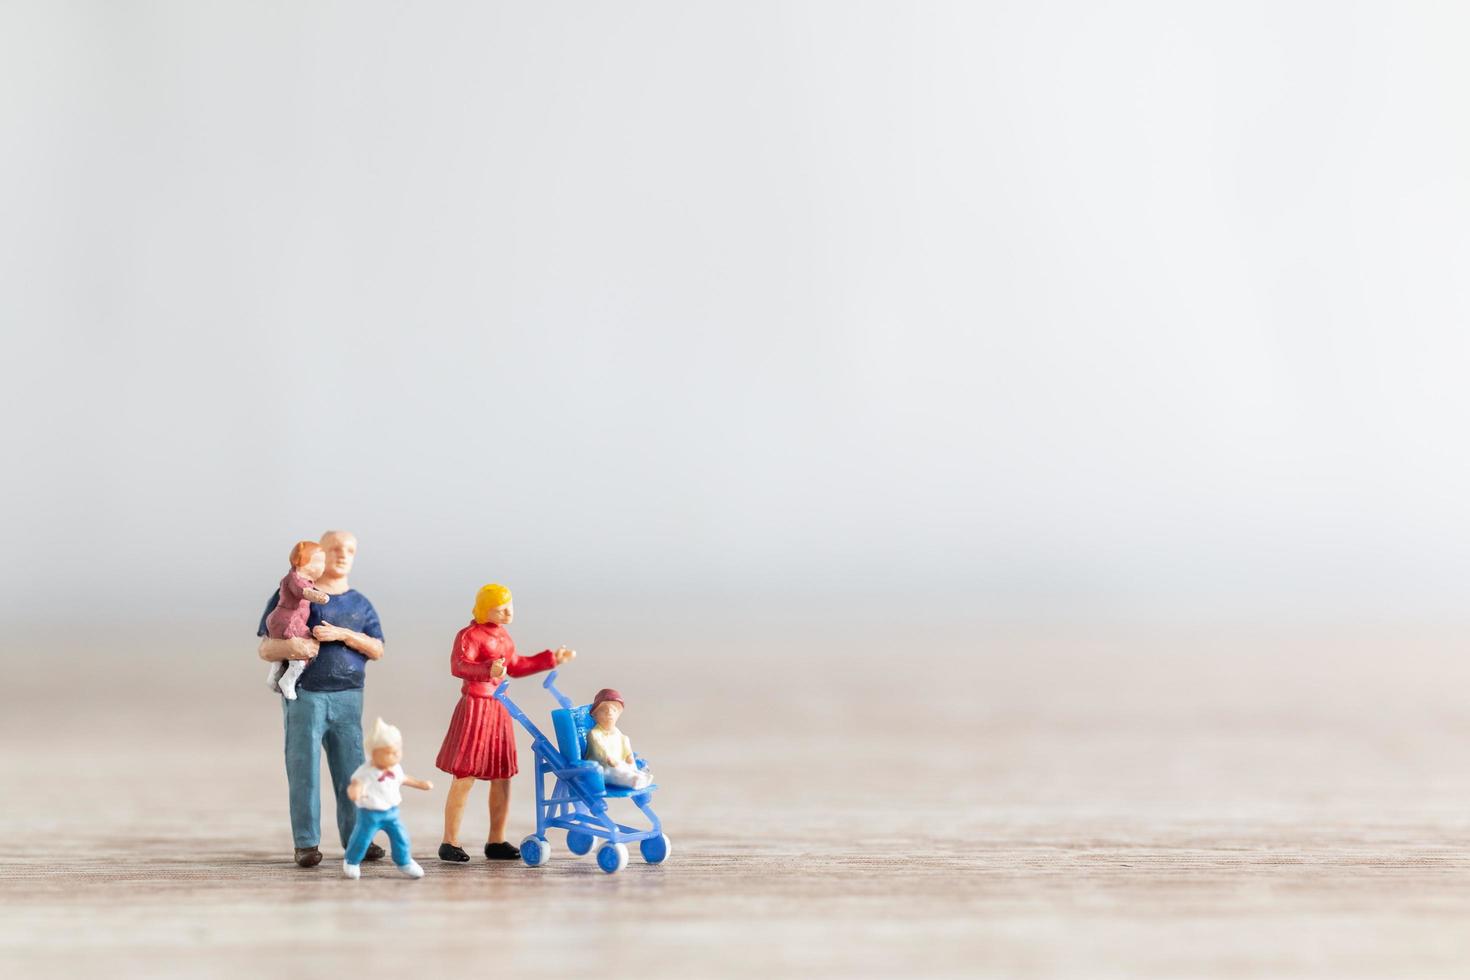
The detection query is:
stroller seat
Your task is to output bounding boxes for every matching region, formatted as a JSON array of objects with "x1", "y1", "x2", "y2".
[{"x1": 551, "y1": 706, "x2": 657, "y2": 797}]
